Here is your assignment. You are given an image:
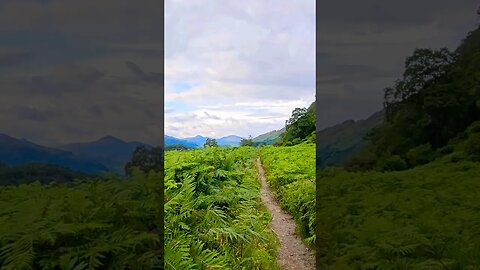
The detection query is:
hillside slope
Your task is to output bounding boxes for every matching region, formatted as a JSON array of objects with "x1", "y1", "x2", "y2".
[
  {"x1": 253, "y1": 128, "x2": 285, "y2": 145},
  {"x1": 317, "y1": 111, "x2": 383, "y2": 168}
]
